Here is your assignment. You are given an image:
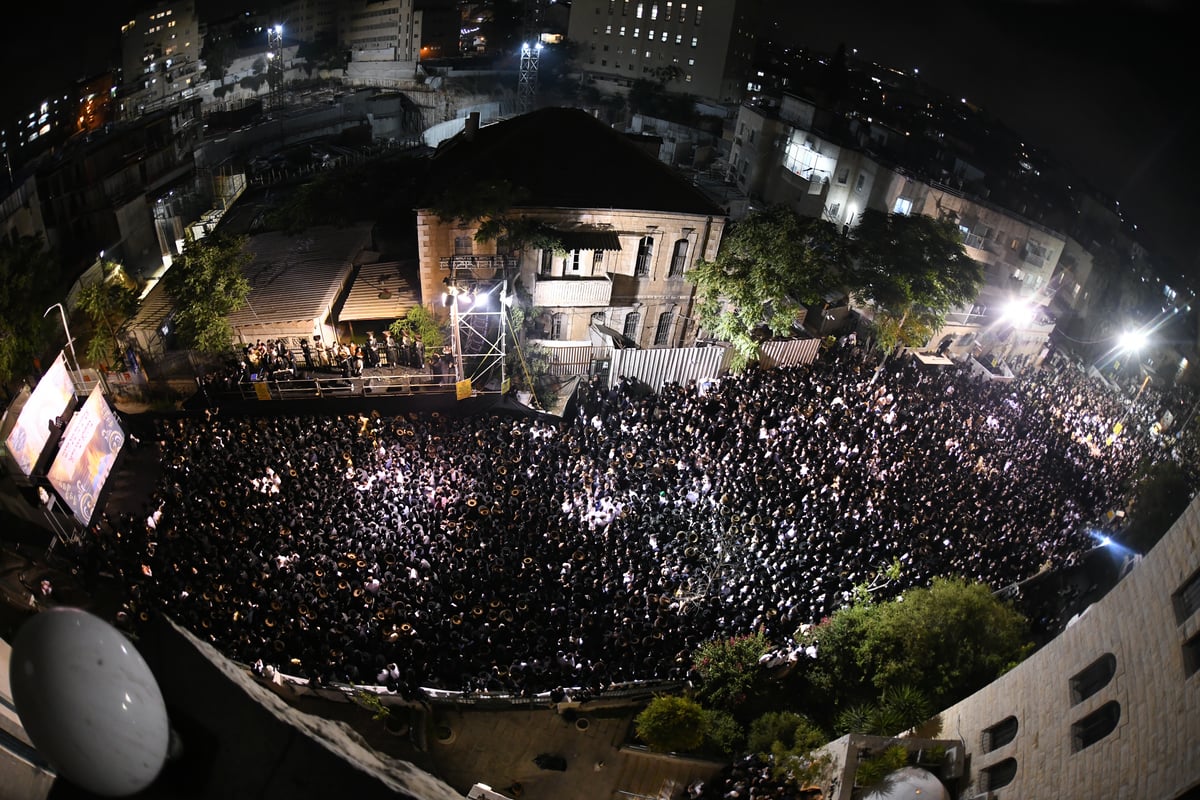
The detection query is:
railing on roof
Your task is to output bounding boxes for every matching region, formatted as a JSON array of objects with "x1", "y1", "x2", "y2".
[{"x1": 439, "y1": 255, "x2": 519, "y2": 271}]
